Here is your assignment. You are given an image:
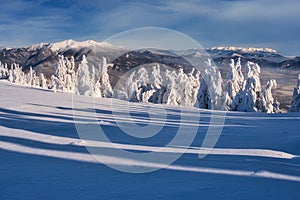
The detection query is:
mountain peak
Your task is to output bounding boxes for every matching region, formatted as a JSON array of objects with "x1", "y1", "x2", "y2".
[{"x1": 27, "y1": 42, "x2": 50, "y2": 51}]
